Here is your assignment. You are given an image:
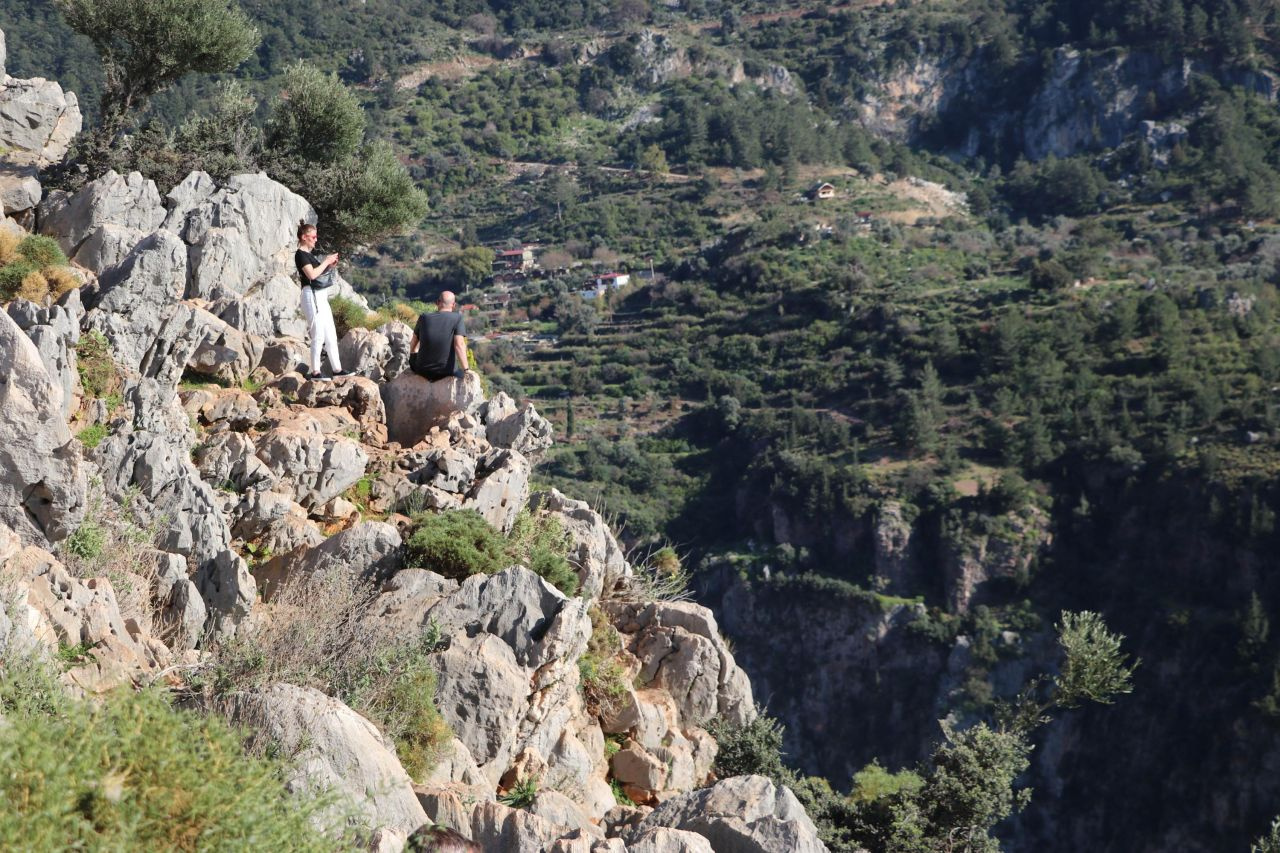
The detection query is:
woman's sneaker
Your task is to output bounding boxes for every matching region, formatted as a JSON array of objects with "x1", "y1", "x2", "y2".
[
  {"x1": 307, "y1": 372, "x2": 331, "y2": 381},
  {"x1": 333, "y1": 369, "x2": 355, "y2": 377}
]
